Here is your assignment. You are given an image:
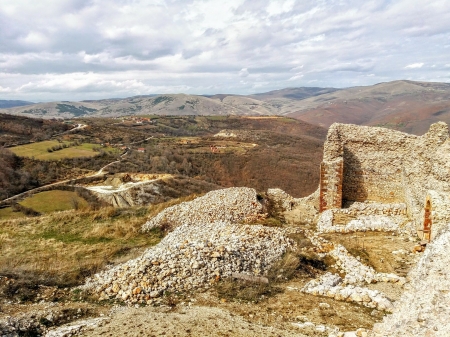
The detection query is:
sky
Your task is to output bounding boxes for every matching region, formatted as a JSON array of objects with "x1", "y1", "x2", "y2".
[{"x1": 1, "y1": 0, "x2": 450, "y2": 102}]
